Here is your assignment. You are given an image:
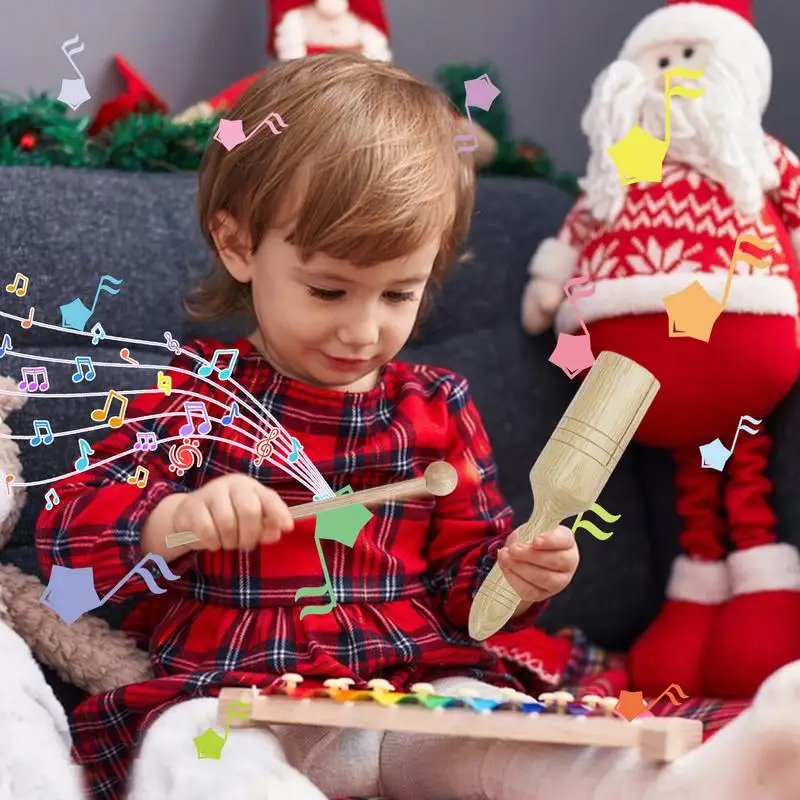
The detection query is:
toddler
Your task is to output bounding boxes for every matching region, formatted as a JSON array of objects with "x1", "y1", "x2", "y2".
[{"x1": 37, "y1": 52, "x2": 800, "y2": 800}]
